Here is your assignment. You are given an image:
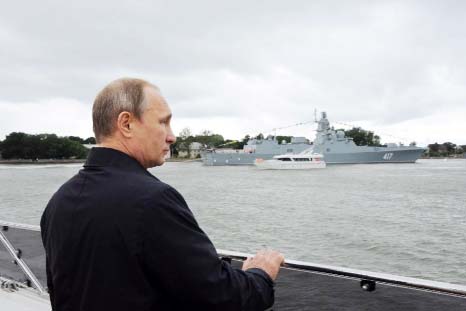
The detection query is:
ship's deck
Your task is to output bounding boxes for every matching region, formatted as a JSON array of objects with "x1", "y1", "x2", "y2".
[{"x1": 1, "y1": 223, "x2": 465, "y2": 310}]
